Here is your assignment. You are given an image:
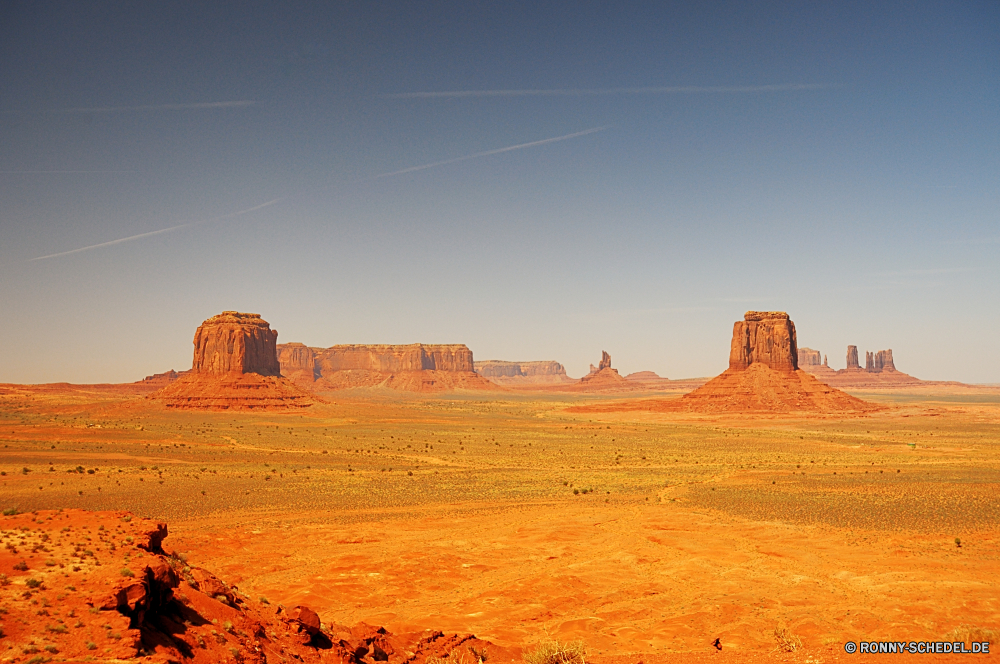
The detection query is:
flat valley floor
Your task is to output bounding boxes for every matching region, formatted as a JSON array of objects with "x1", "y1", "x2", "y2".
[{"x1": 1, "y1": 384, "x2": 998, "y2": 661}]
